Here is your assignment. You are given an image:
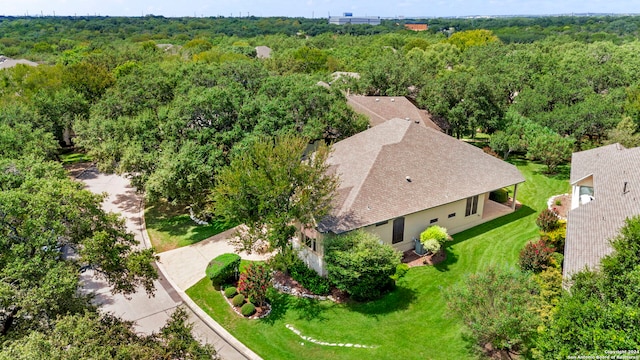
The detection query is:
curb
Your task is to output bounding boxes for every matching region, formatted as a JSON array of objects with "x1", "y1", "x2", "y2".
[{"x1": 138, "y1": 197, "x2": 262, "y2": 360}]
